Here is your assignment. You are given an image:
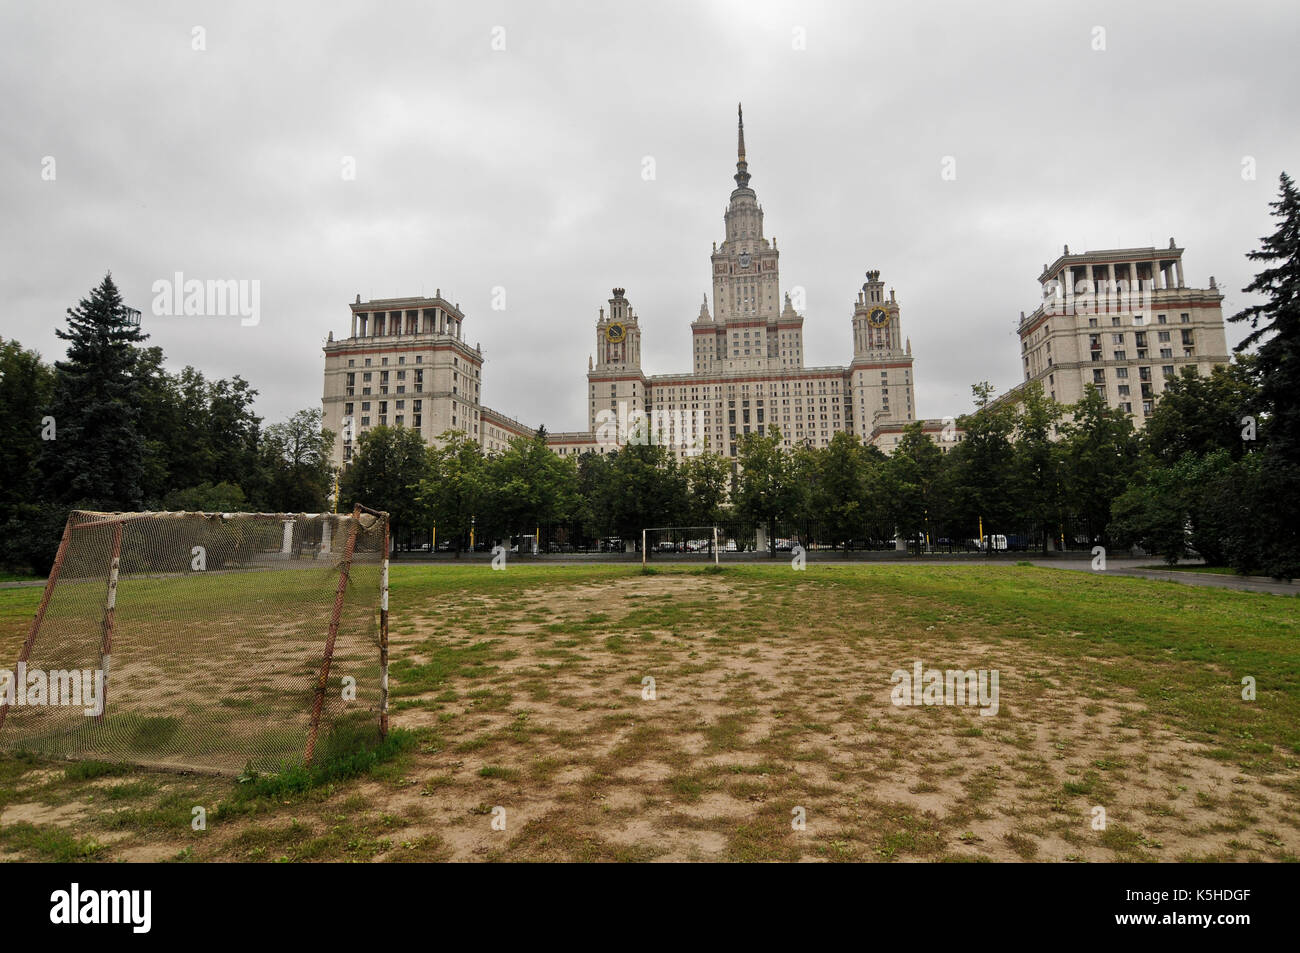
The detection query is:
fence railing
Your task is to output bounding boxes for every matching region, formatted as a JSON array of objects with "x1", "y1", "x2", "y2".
[{"x1": 391, "y1": 515, "x2": 1113, "y2": 558}]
